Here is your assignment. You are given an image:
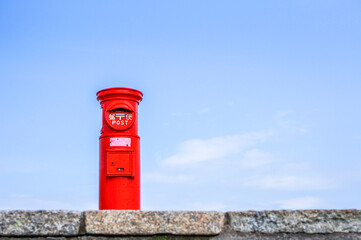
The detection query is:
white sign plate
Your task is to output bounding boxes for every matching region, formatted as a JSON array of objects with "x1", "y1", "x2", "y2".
[{"x1": 110, "y1": 137, "x2": 131, "y2": 147}]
